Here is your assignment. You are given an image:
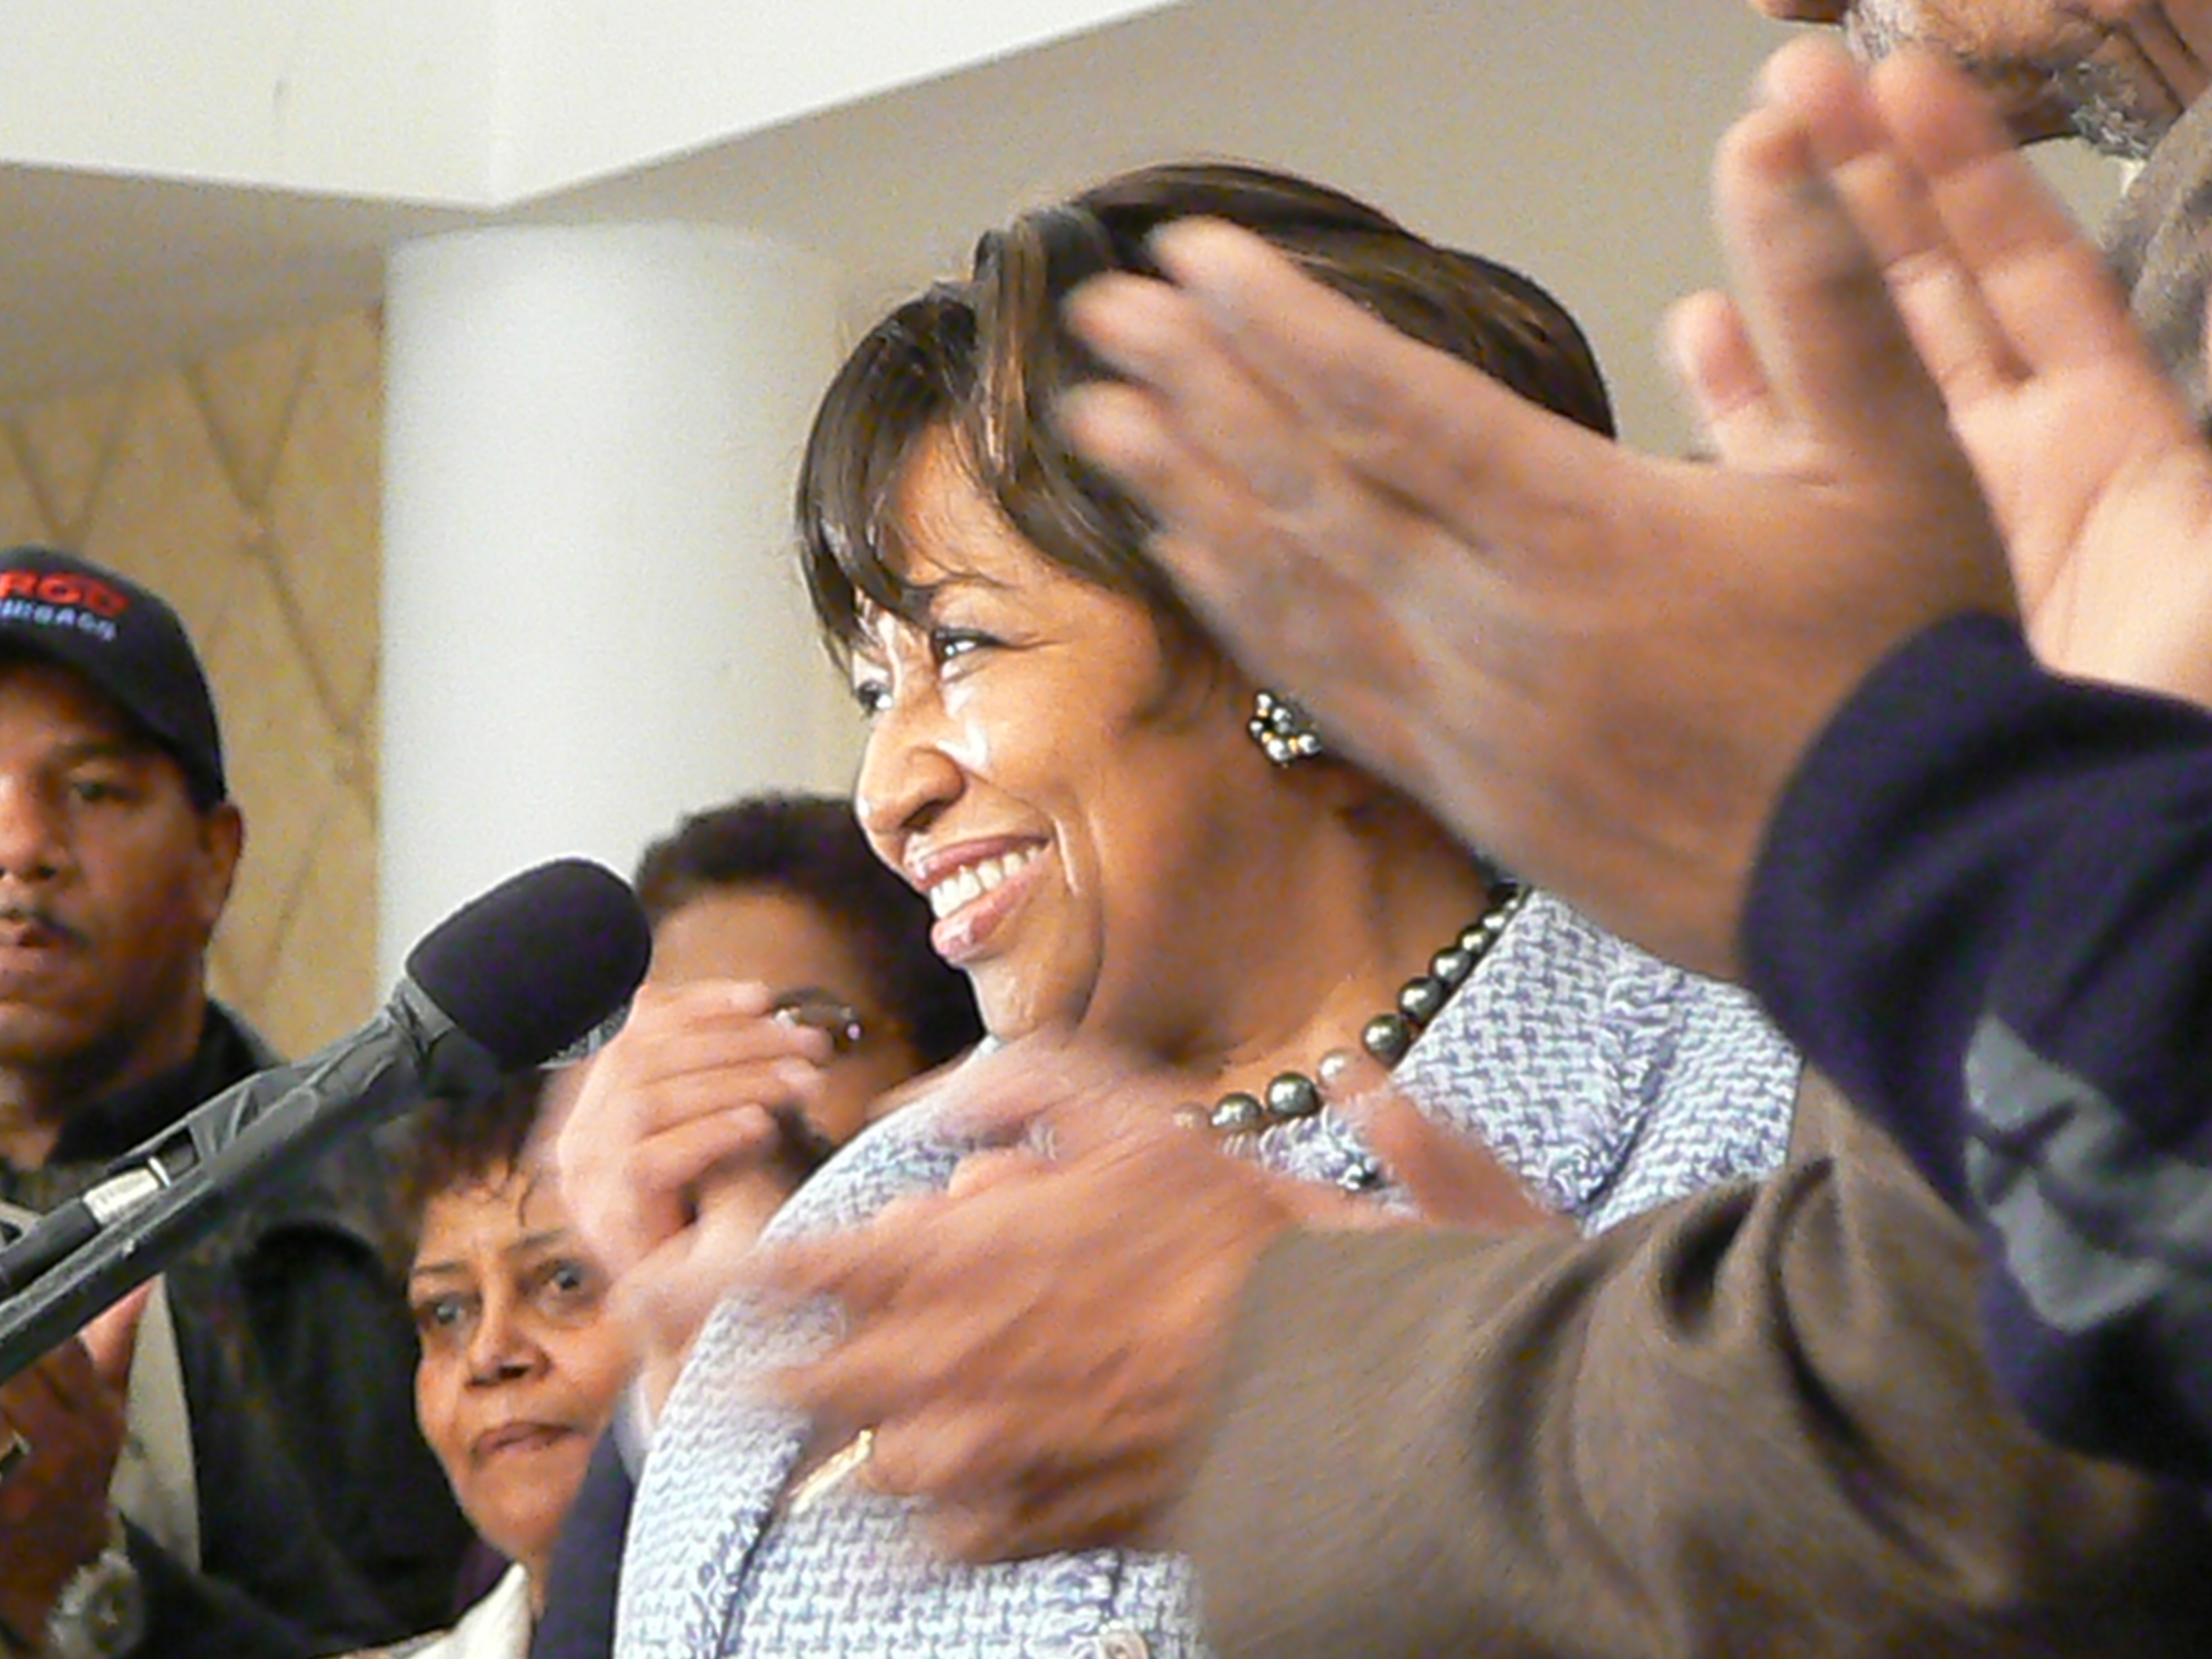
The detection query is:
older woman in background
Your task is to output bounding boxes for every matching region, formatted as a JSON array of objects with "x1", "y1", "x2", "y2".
[
  {"x1": 569, "y1": 163, "x2": 1798, "y2": 1659},
  {"x1": 375, "y1": 1068, "x2": 628, "y2": 1659}
]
